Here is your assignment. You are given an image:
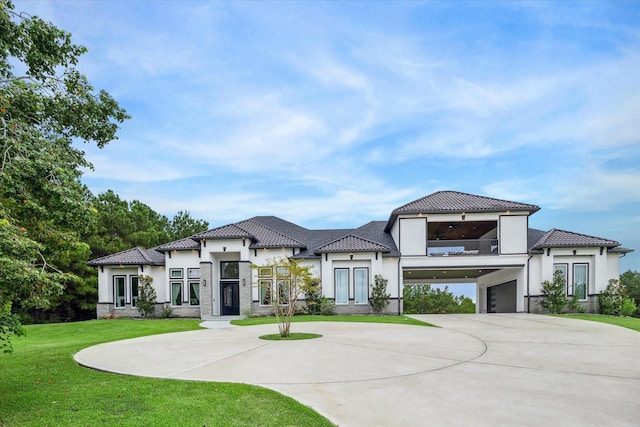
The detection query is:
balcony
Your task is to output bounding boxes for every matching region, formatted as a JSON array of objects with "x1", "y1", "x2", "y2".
[{"x1": 427, "y1": 239, "x2": 499, "y2": 257}]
